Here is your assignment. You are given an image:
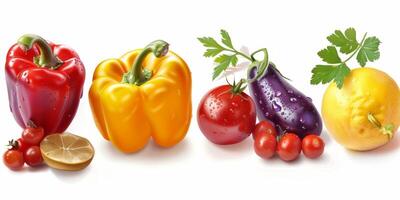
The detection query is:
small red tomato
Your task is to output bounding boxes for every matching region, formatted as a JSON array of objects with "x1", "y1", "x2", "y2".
[
  {"x1": 197, "y1": 84, "x2": 256, "y2": 145},
  {"x1": 302, "y1": 135, "x2": 324, "y2": 159},
  {"x1": 254, "y1": 132, "x2": 276, "y2": 159},
  {"x1": 7, "y1": 139, "x2": 29, "y2": 153},
  {"x1": 16, "y1": 138, "x2": 30, "y2": 153},
  {"x1": 24, "y1": 146, "x2": 43, "y2": 167},
  {"x1": 252, "y1": 120, "x2": 277, "y2": 139},
  {"x1": 3, "y1": 150, "x2": 24, "y2": 170},
  {"x1": 22, "y1": 126, "x2": 44, "y2": 145},
  {"x1": 277, "y1": 133, "x2": 302, "y2": 162}
]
